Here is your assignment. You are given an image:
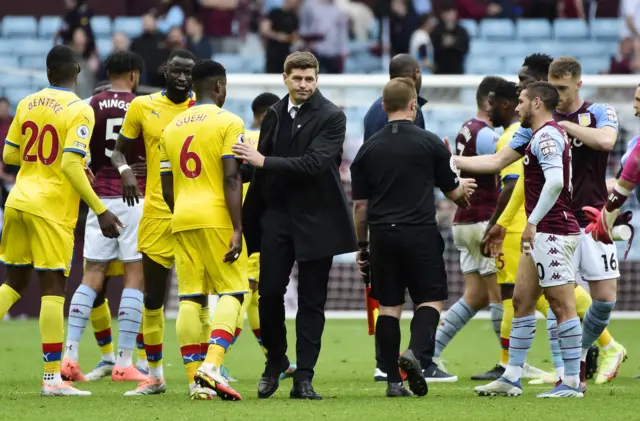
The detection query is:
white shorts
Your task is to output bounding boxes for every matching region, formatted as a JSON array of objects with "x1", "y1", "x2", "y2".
[
  {"x1": 452, "y1": 222, "x2": 496, "y2": 276},
  {"x1": 573, "y1": 228, "x2": 620, "y2": 282},
  {"x1": 531, "y1": 232, "x2": 579, "y2": 288},
  {"x1": 84, "y1": 198, "x2": 144, "y2": 262}
]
